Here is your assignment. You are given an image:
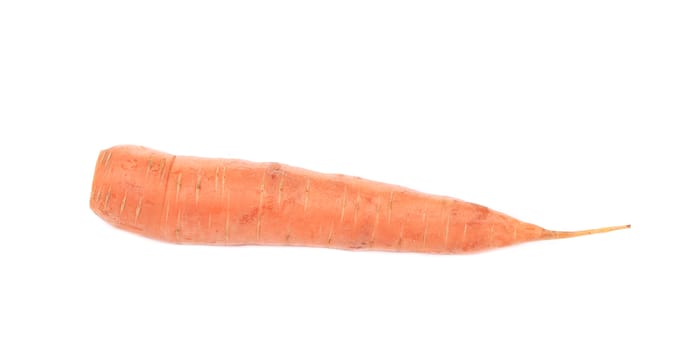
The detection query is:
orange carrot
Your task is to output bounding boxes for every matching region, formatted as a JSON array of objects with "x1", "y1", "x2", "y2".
[{"x1": 89, "y1": 145, "x2": 630, "y2": 254}]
